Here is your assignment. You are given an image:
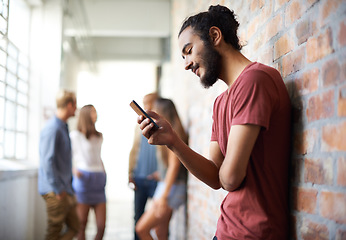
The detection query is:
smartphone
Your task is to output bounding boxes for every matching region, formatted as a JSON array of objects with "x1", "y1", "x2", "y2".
[{"x1": 130, "y1": 100, "x2": 159, "y2": 129}]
